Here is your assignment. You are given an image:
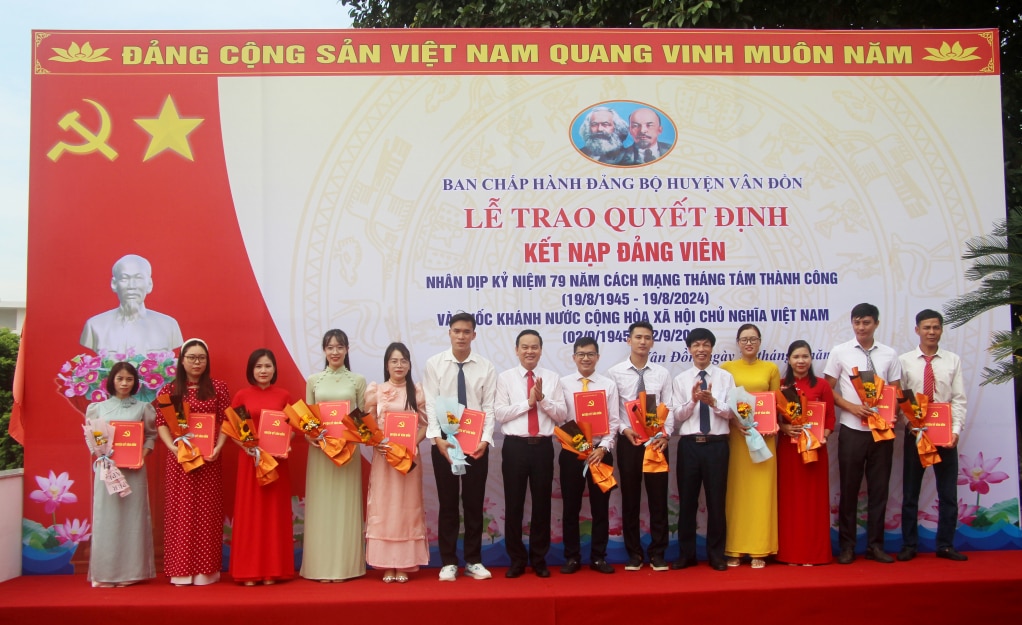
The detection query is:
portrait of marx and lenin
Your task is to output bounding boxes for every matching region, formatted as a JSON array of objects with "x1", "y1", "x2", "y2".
[{"x1": 572, "y1": 102, "x2": 677, "y2": 167}]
